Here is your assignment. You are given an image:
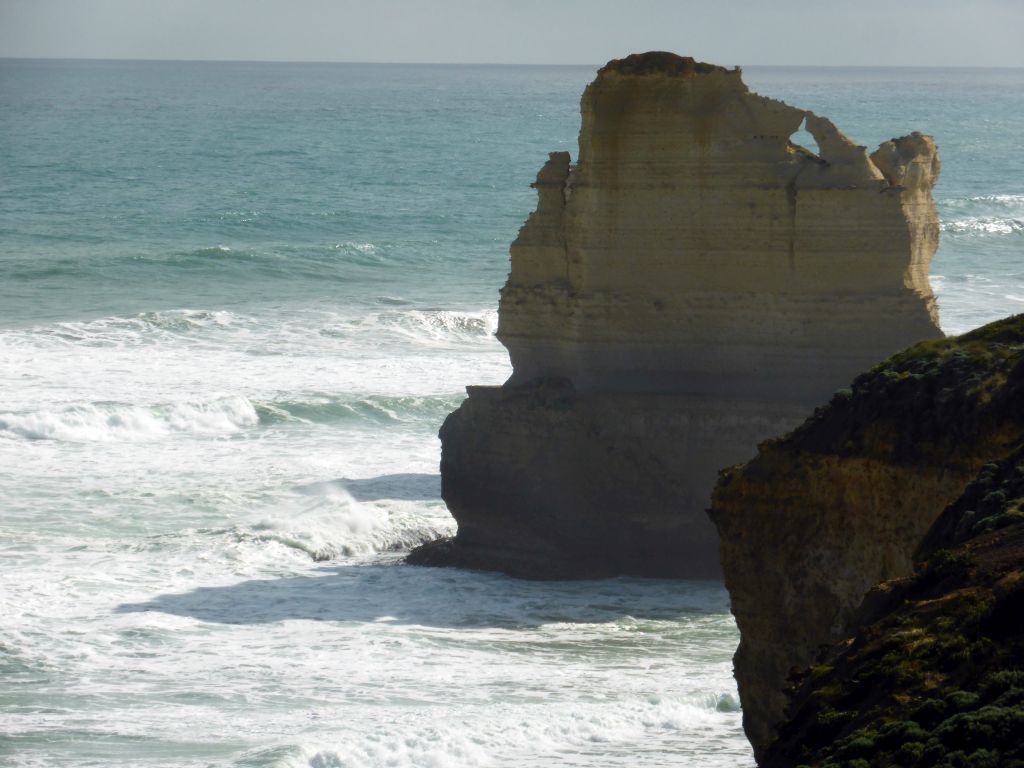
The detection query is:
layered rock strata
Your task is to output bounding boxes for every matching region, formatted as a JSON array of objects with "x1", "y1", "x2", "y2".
[
  {"x1": 711, "y1": 315, "x2": 1024, "y2": 759},
  {"x1": 412, "y1": 51, "x2": 943, "y2": 579}
]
